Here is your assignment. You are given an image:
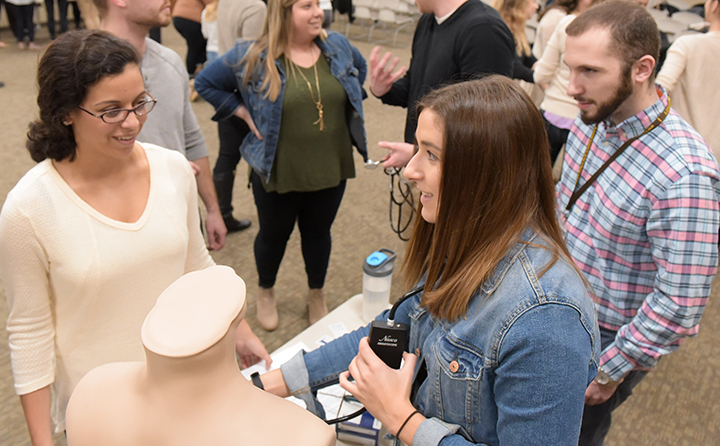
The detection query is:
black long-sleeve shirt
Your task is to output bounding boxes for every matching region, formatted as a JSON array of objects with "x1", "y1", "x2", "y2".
[{"x1": 379, "y1": 0, "x2": 515, "y2": 143}]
